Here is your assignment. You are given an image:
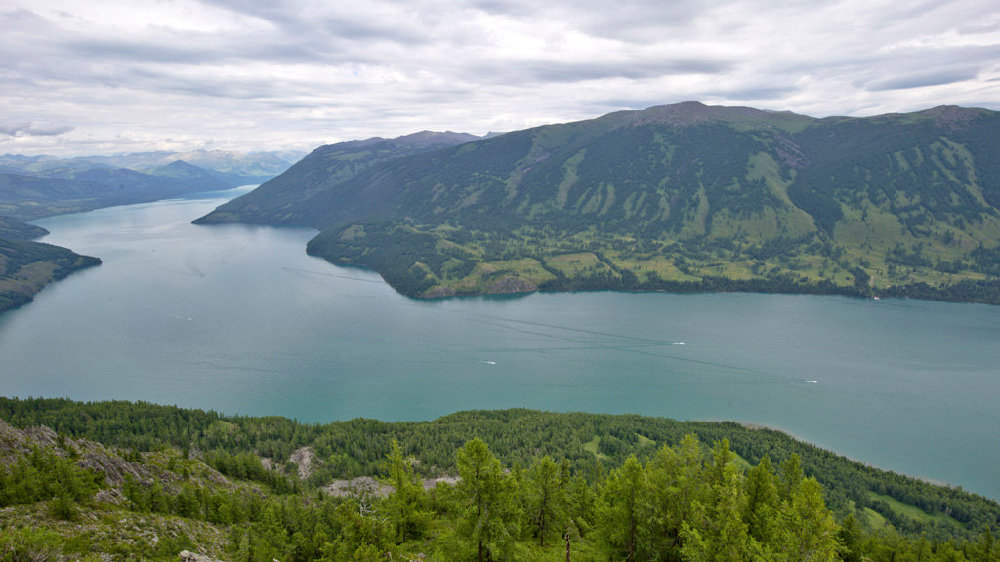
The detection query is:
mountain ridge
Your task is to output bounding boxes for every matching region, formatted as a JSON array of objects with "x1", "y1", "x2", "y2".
[
  {"x1": 194, "y1": 130, "x2": 482, "y2": 227},
  {"x1": 195, "y1": 102, "x2": 1000, "y2": 302}
]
